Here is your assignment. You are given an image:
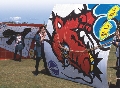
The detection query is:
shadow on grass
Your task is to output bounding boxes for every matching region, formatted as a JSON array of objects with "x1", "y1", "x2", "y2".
[
  {"x1": 108, "y1": 82, "x2": 116, "y2": 88},
  {"x1": 32, "y1": 69, "x2": 118, "y2": 88},
  {"x1": 37, "y1": 69, "x2": 94, "y2": 87},
  {"x1": 32, "y1": 69, "x2": 51, "y2": 76},
  {"x1": 109, "y1": 67, "x2": 118, "y2": 70}
]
